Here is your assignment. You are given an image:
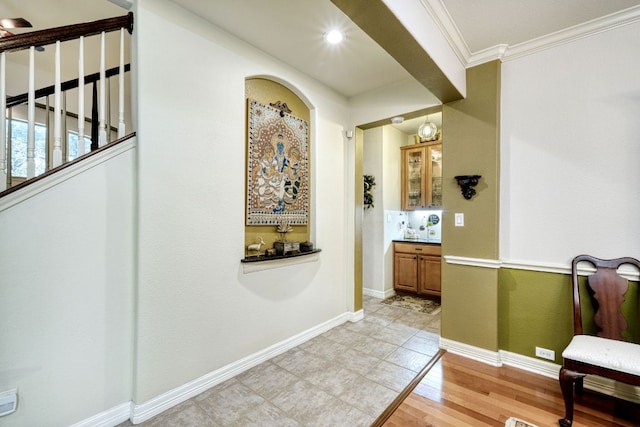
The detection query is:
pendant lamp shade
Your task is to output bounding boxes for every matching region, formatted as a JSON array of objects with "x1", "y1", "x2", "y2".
[{"x1": 418, "y1": 116, "x2": 438, "y2": 141}]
